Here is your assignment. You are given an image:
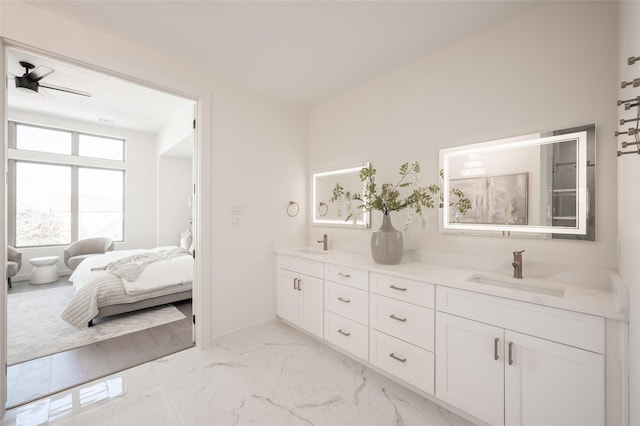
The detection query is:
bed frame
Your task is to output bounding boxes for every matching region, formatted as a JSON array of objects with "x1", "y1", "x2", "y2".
[{"x1": 87, "y1": 290, "x2": 192, "y2": 327}]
